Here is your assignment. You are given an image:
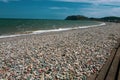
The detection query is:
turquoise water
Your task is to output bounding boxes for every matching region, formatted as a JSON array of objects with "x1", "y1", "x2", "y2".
[{"x1": 0, "y1": 18, "x2": 101, "y2": 35}]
